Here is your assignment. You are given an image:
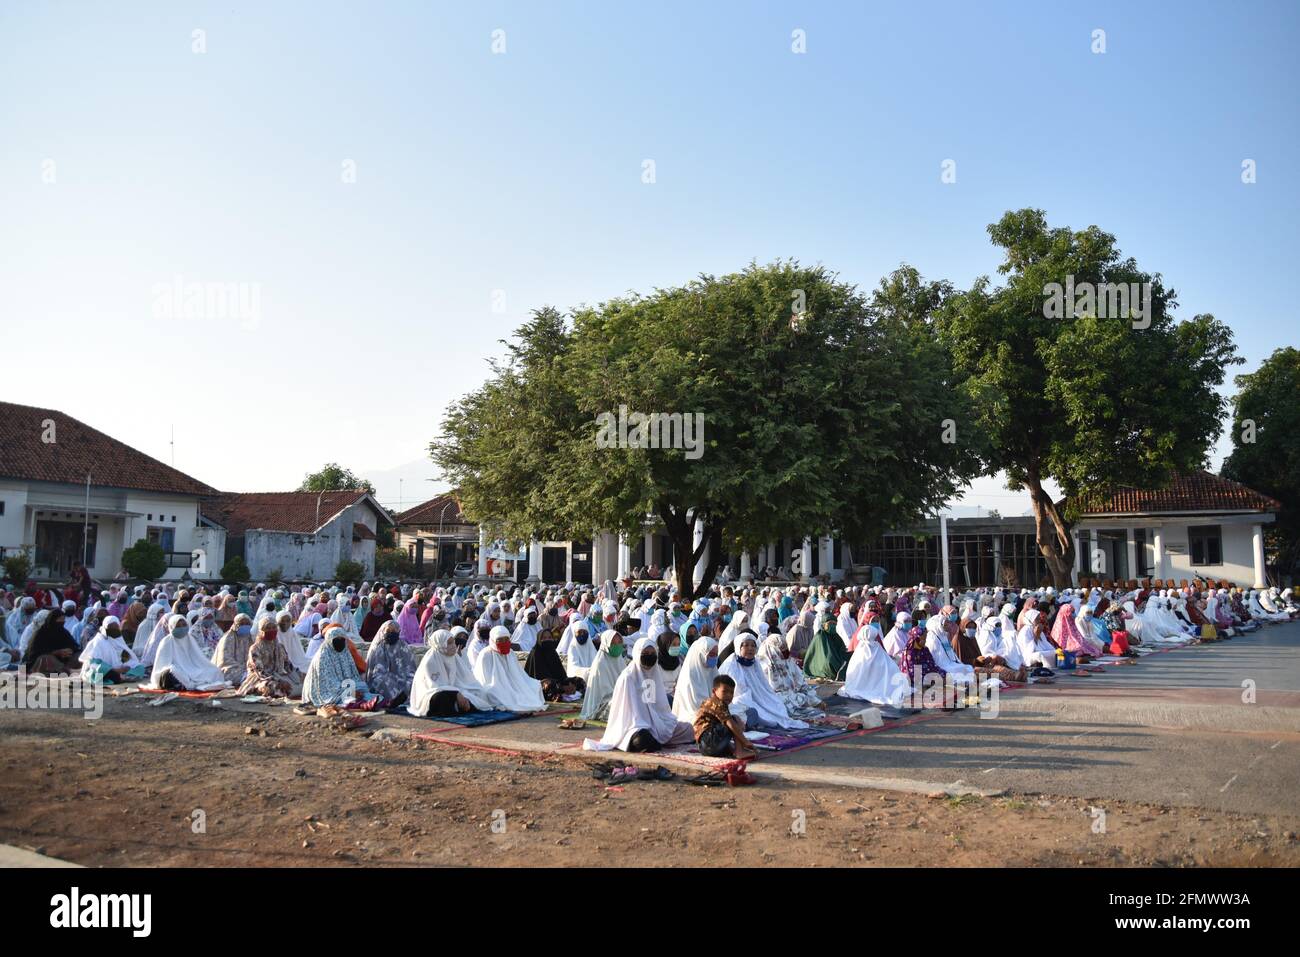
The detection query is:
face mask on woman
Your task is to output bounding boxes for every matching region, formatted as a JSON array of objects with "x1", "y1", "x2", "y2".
[
  {"x1": 495, "y1": 638, "x2": 513, "y2": 655},
  {"x1": 608, "y1": 642, "x2": 624, "y2": 658},
  {"x1": 237, "y1": 625, "x2": 252, "y2": 637},
  {"x1": 173, "y1": 626, "x2": 189, "y2": 639},
  {"x1": 639, "y1": 652, "x2": 657, "y2": 669},
  {"x1": 330, "y1": 635, "x2": 347, "y2": 653},
  {"x1": 575, "y1": 630, "x2": 589, "y2": 645}
]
